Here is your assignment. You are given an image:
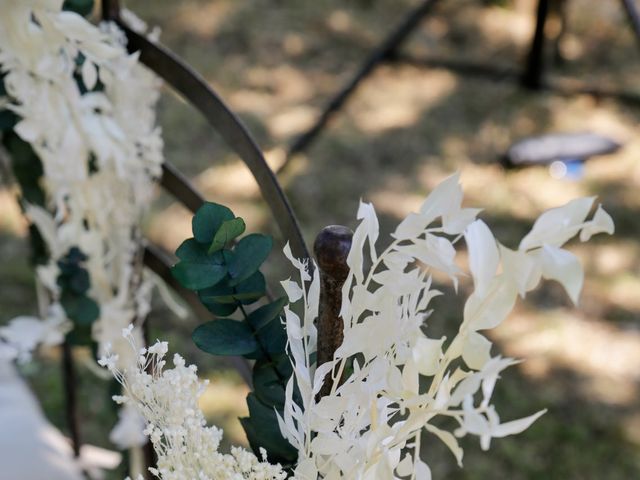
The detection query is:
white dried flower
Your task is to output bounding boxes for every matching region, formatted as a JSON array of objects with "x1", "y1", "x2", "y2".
[
  {"x1": 278, "y1": 173, "x2": 614, "y2": 479},
  {"x1": 101, "y1": 327, "x2": 288, "y2": 480},
  {"x1": 0, "y1": 0, "x2": 163, "y2": 364}
]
